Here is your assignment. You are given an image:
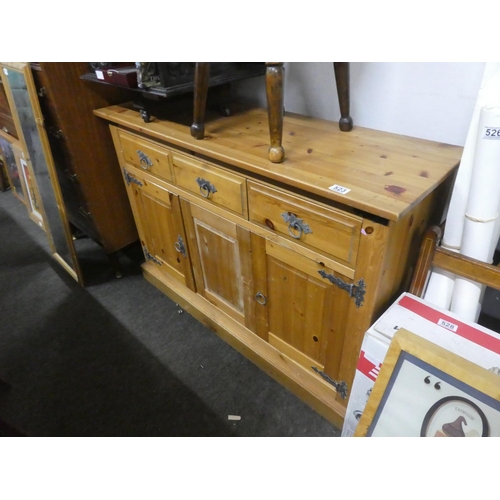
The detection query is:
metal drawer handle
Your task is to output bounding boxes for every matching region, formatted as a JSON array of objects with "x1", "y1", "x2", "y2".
[
  {"x1": 255, "y1": 292, "x2": 267, "y2": 305},
  {"x1": 196, "y1": 177, "x2": 217, "y2": 198},
  {"x1": 281, "y1": 212, "x2": 312, "y2": 239},
  {"x1": 136, "y1": 150, "x2": 153, "y2": 170},
  {"x1": 174, "y1": 235, "x2": 187, "y2": 257}
]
